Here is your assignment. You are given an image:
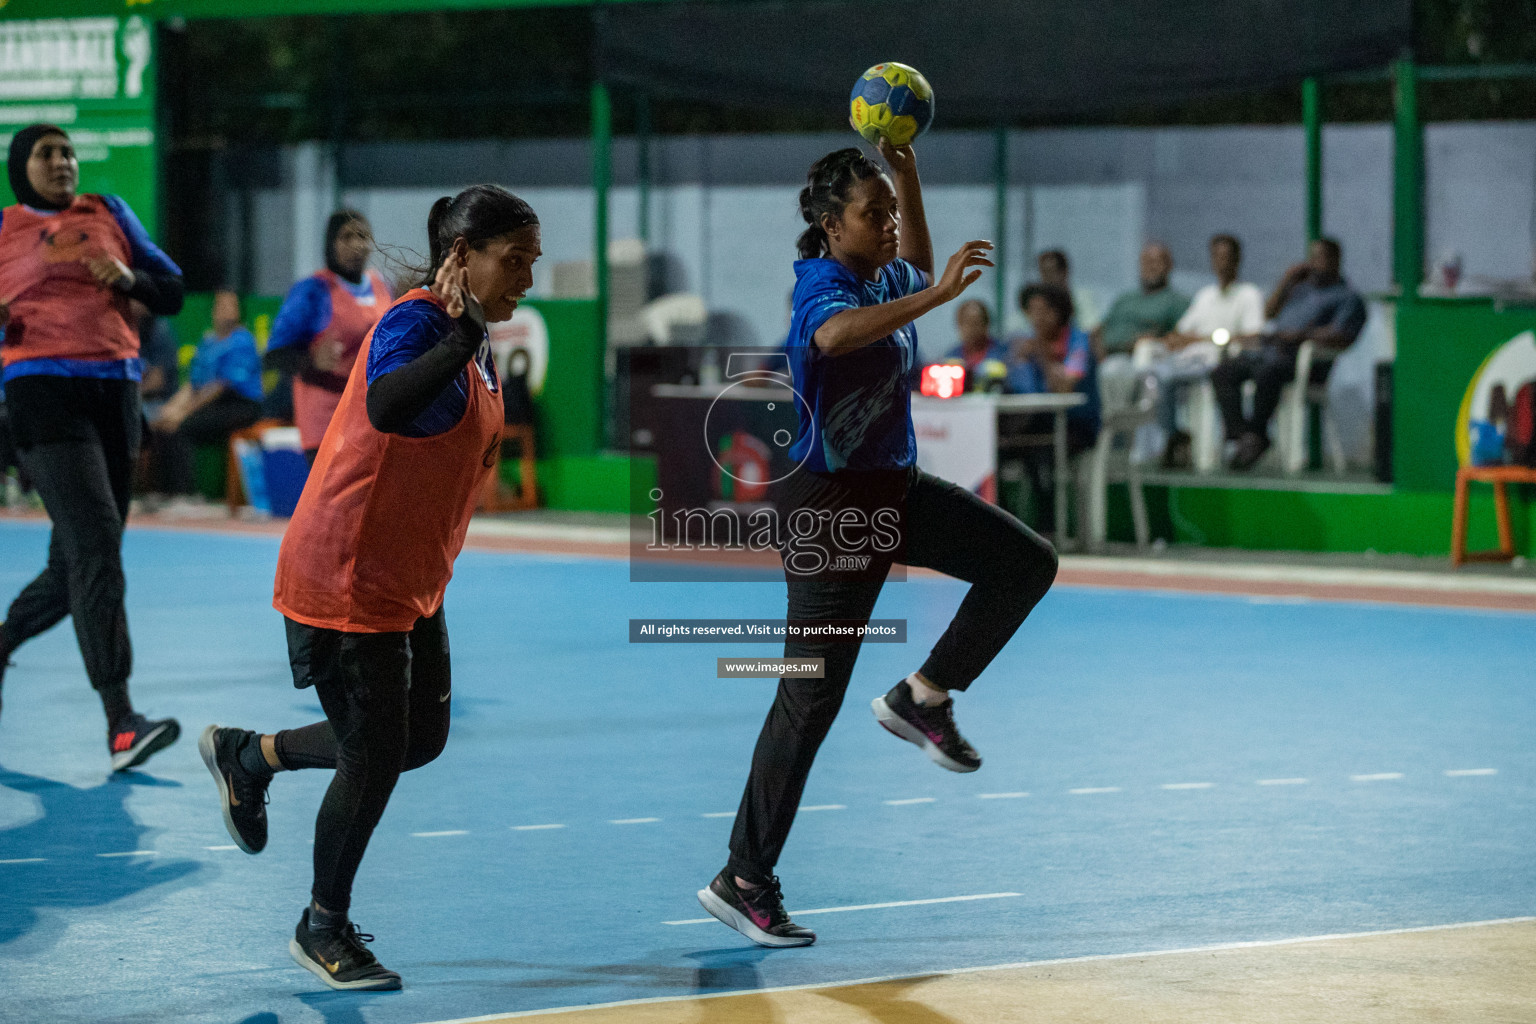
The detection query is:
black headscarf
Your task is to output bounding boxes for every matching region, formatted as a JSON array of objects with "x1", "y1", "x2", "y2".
[
  {"x1": 324, "y1": 209, "x2": 369, "y2": 284},
  {"x1": 8, "y1": 124, "x2": 71, "y2": 211}
]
